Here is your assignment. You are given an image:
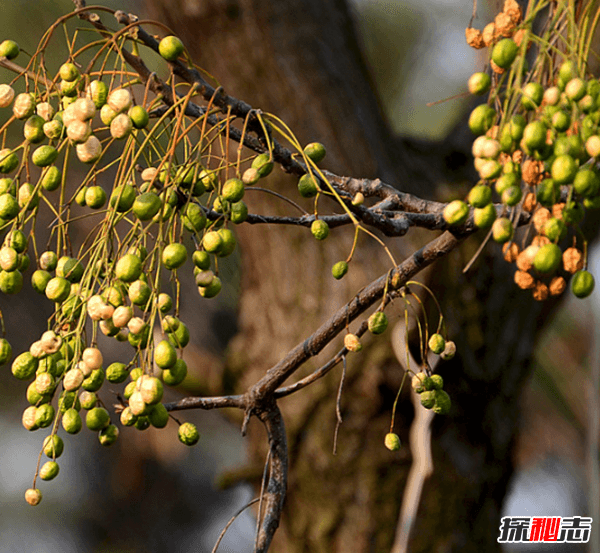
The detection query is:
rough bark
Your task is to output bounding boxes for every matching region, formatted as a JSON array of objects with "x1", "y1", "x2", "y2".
[{"x1": 143, "y1": 1, "x2": 563, "y2": 551}]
